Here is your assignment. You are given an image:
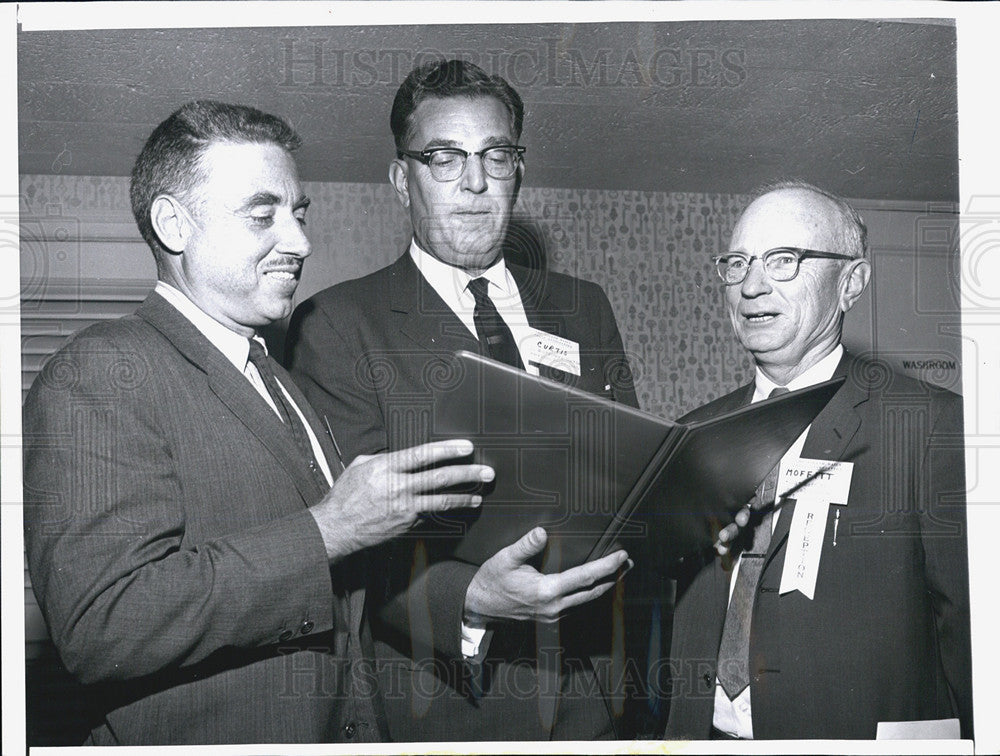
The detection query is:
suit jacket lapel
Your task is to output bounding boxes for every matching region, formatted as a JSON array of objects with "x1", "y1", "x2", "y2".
[
  {"x1": 509, "y1": 263, "x2": 579, "y2": 383},
  {"x1": 800, "y1": 353, "x2": 867, "y2": 461},
  {"x1": 388, "y1": 253, "x2": 480, "y2": 359},
  {"x1": 764, "y1": 352, "x2": 867, "y2": 568},
  {"x1": 136, "y1": 292, "x2": 330, "y2": 503},
  {"x1": 508, "y1": 262, "x2": 550, "y2": 331}
]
